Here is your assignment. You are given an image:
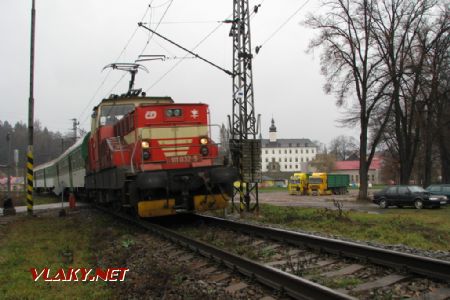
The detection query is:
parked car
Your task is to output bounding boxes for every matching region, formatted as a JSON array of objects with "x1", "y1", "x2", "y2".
[
  {"x1": 373, "y1": 185, "x2": 448, "y2": 209},
  {"x1": 426, "y1": 184, "x2": 450, "y2": 203}
]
